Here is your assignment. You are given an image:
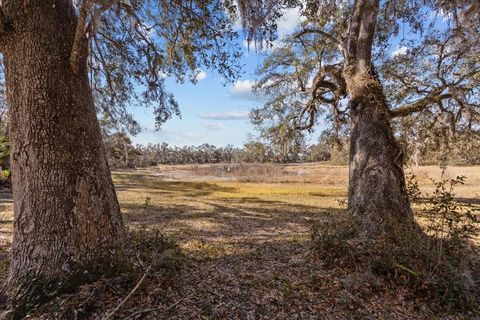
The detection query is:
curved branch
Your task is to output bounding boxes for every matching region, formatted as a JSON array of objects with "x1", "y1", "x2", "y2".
[
  {"x1": 389, "y1": 92, "x2": 452, "y2": 118},
  {"x1": 293, "y1": 64, "x2": 347, "y2": 131},
  {"x1": 311, "y1": 64, "x2": 346, "y2": 99},
  {"x1": 295, "y1": 28, "x2": 345, "y2": 53}
]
